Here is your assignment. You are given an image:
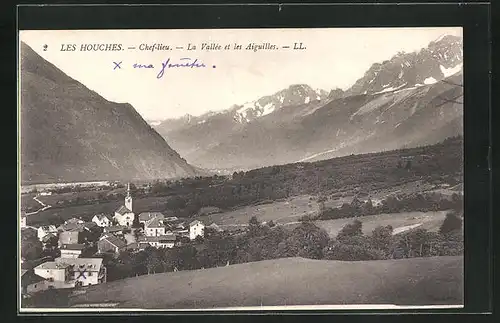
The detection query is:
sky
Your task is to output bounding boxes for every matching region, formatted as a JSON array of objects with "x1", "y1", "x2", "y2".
[{"x1": 20, "y1": 27, "x2": 462, "y2": 121}]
